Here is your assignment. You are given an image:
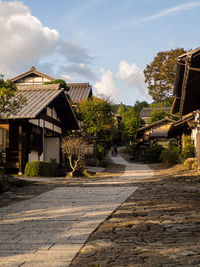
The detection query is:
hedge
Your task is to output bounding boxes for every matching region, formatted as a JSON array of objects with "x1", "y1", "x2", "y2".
[{"x1": 24, "y1": 161, "x2": 55, "y2": 177}]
